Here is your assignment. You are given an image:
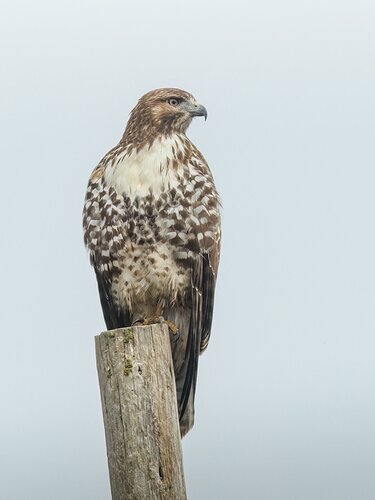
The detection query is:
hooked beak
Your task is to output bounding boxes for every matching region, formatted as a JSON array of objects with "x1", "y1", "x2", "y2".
[
  {"x1": 181, "y1": 102, "x2": 208, "y2": 121},
  {"x1": 191, "y1": 103, "x2": 208, "y2": 120}
]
